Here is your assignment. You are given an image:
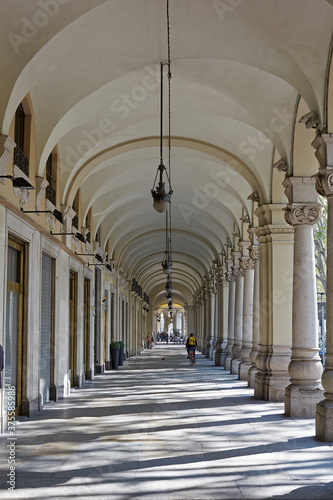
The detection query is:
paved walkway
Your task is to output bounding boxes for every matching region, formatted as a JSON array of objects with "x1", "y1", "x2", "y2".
[{"x1": 1, "y1": 344, "x2": 333, "y2": 500}]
